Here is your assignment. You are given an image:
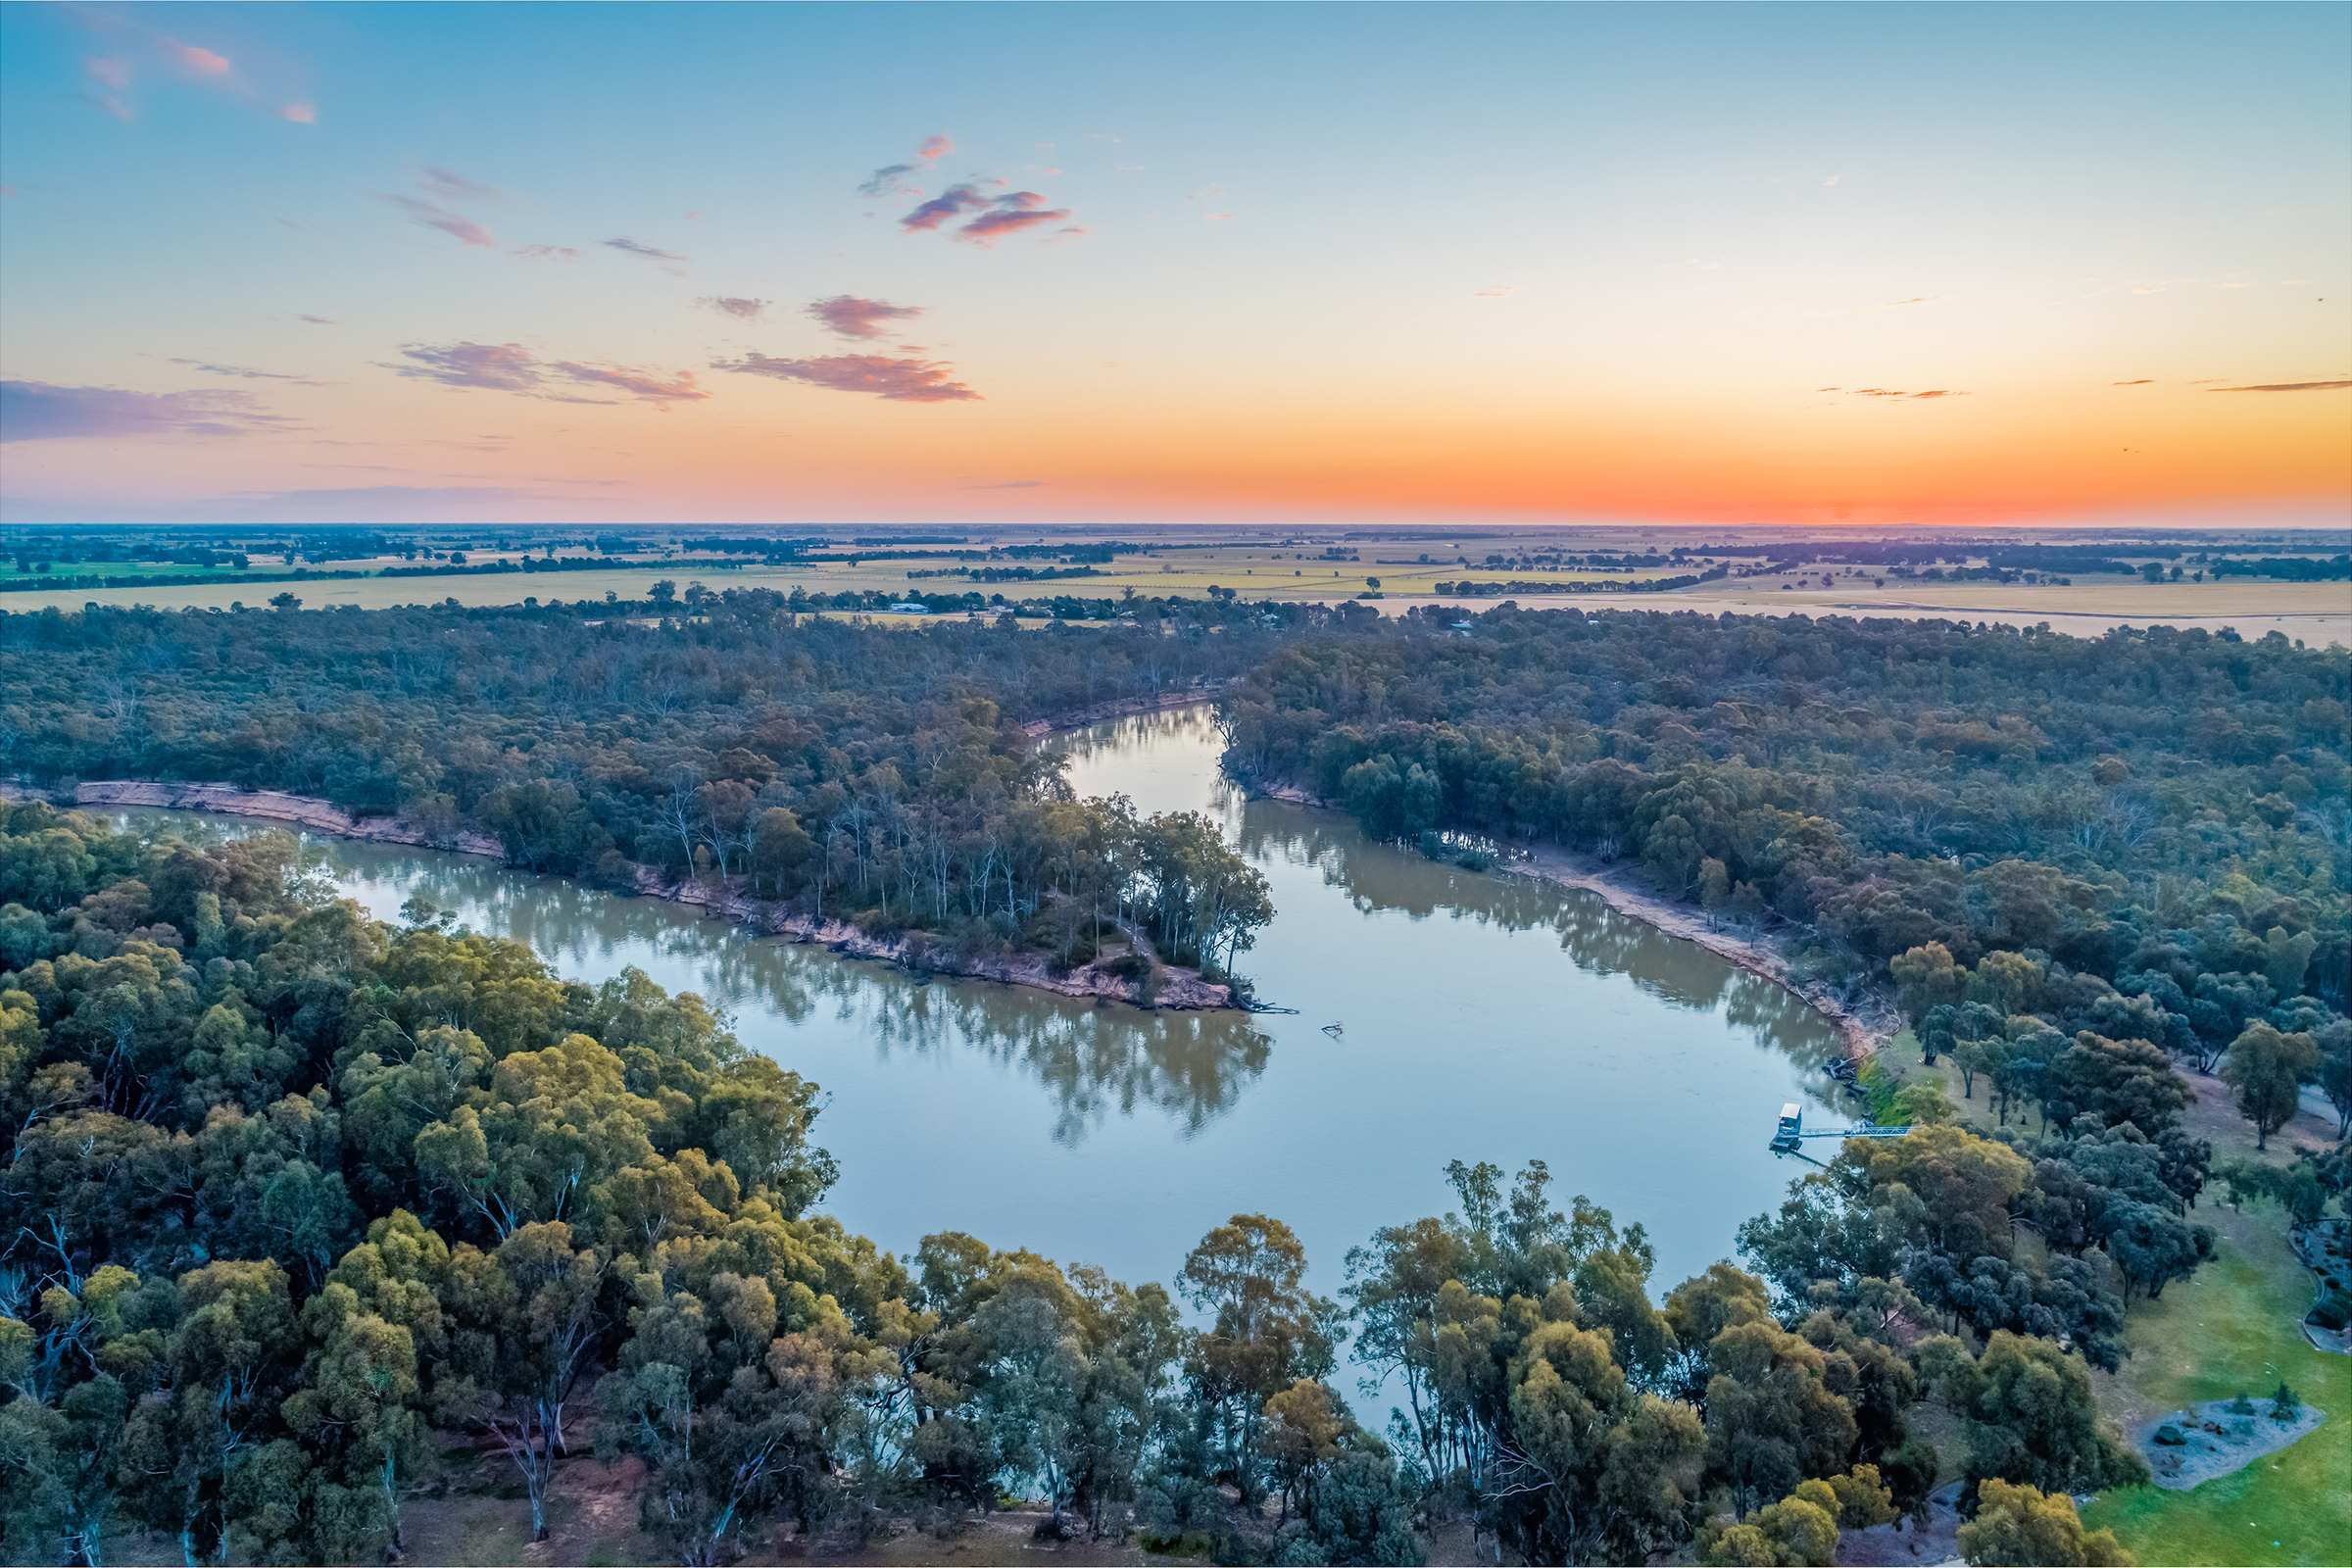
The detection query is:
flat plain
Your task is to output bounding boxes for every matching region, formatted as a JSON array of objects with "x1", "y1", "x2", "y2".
[{"x1": 7, "y1": 539, "x2": 2344, "y2": 645}]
